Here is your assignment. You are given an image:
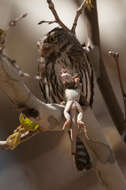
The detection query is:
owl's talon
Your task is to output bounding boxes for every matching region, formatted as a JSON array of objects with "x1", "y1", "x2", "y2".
[
  {"x1": 82, "y1": 39, "x2": 95, "y2": 53},
  {"x1": 60, "y1": 101, "x2": 66, "y2": 105}
]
